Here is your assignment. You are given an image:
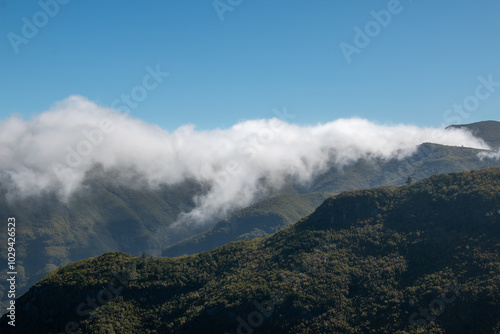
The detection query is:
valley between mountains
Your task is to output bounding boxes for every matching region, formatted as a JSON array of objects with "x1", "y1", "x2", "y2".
[
  {"x1": 0, "y1": 121, "x2": 499, "y2": 333},
  {"x1": 1, "y1": 167, "x2": 500, "y2": 333}
]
